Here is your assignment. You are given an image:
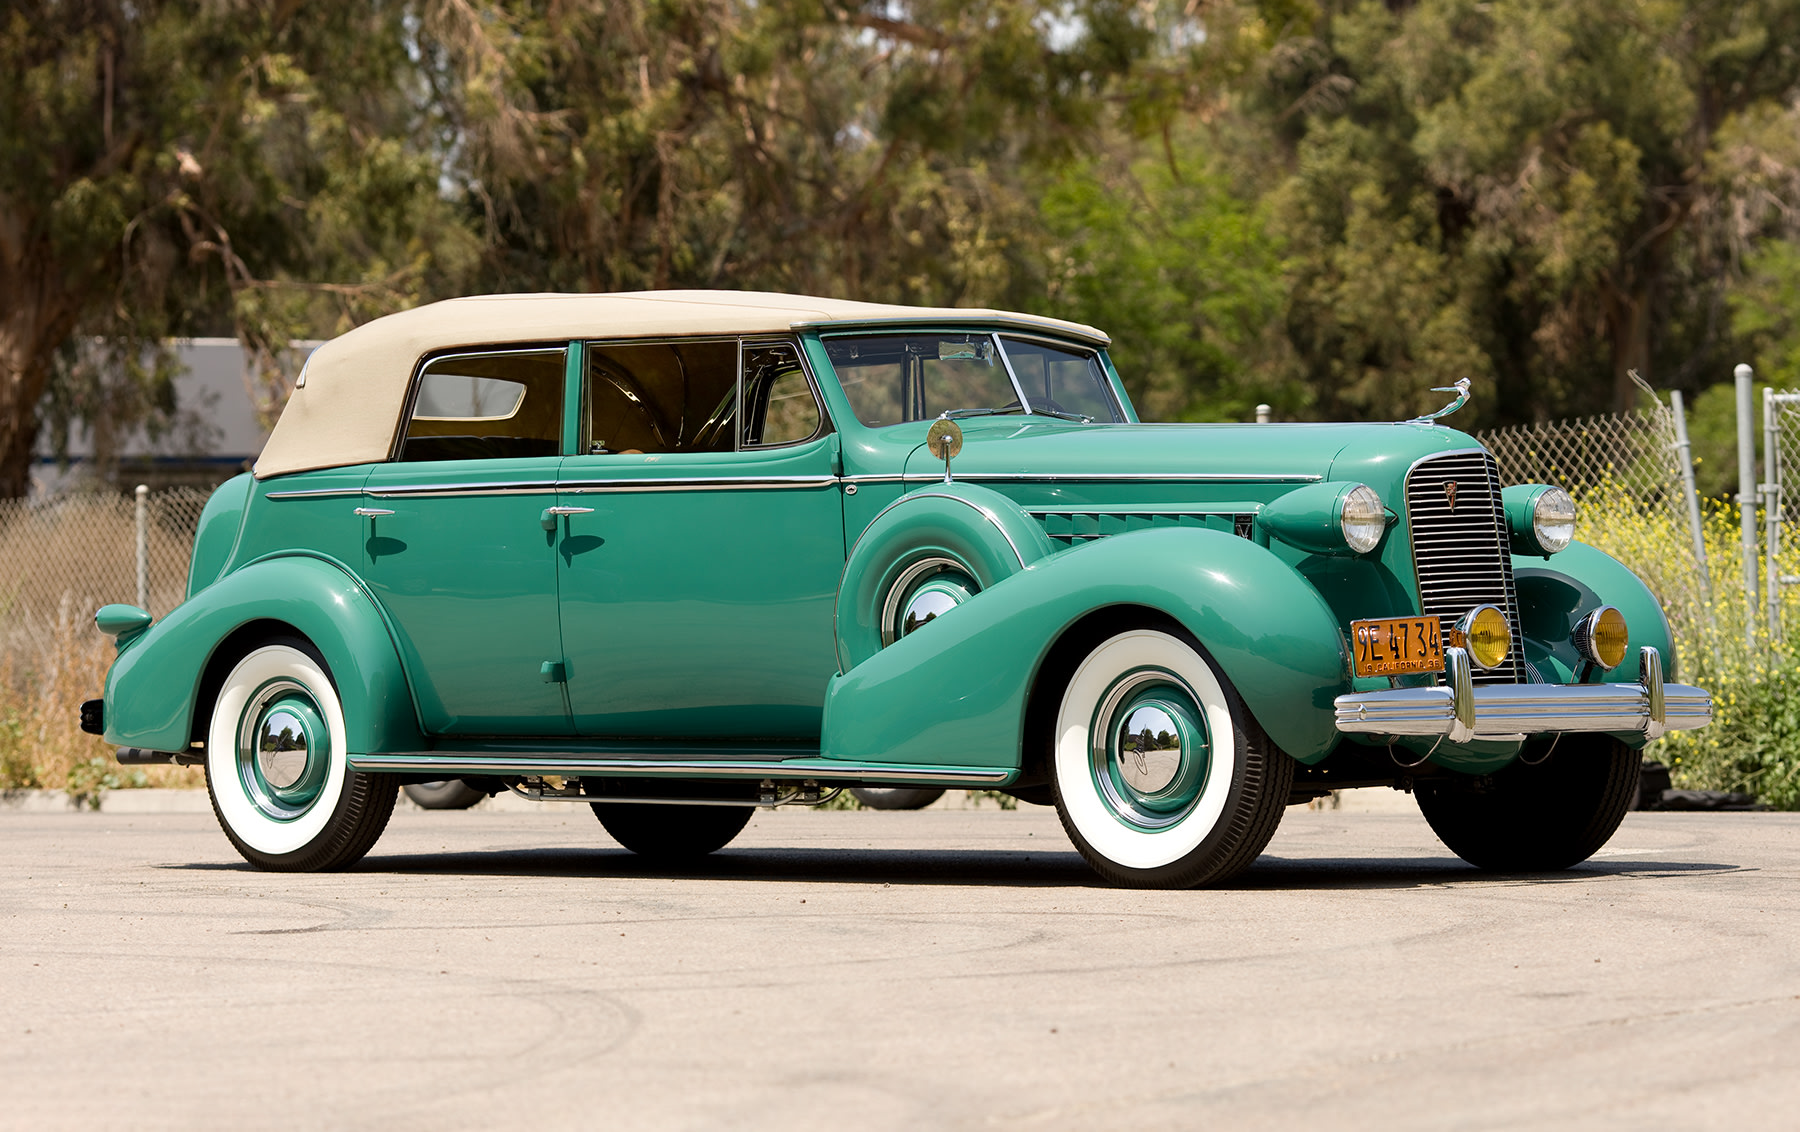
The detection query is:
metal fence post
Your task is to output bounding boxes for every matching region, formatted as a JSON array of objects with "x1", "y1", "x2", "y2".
[
  {"x1": 135, "y1": 484, "x2": 149, "y2": 613},
  {"x1": 1768, "y1": 388, "x2": 1783, "y2": 642},
  {"x1": 1737, "y1": 364, "x2": 1758, "y2": 648},
  {"x1": 1669, "y1": 390, "x2": 1711, "y2": 603}
]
